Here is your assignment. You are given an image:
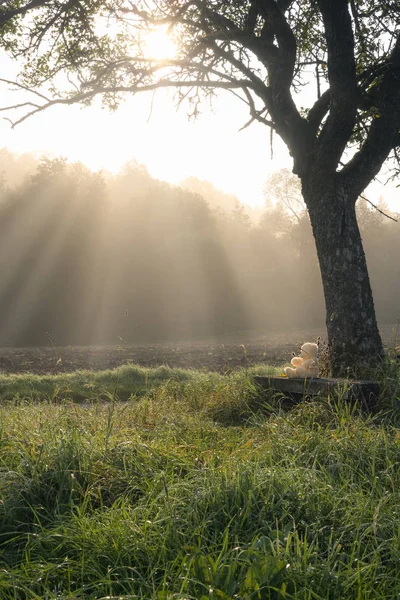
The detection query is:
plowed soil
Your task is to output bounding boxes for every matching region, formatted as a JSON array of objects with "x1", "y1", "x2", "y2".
[{"x1": 0, "y1": 325, "x2": 398, "y2": 375}]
